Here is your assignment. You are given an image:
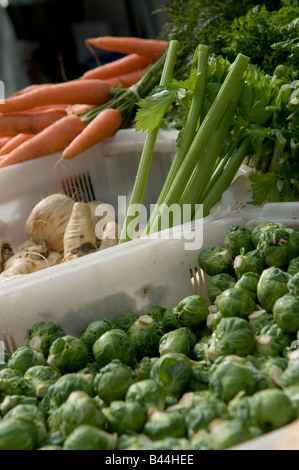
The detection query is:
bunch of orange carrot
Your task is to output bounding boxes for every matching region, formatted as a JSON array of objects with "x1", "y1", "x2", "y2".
[{"x1": 0, "y1": 36, "x2": 168, "y2": 169}]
